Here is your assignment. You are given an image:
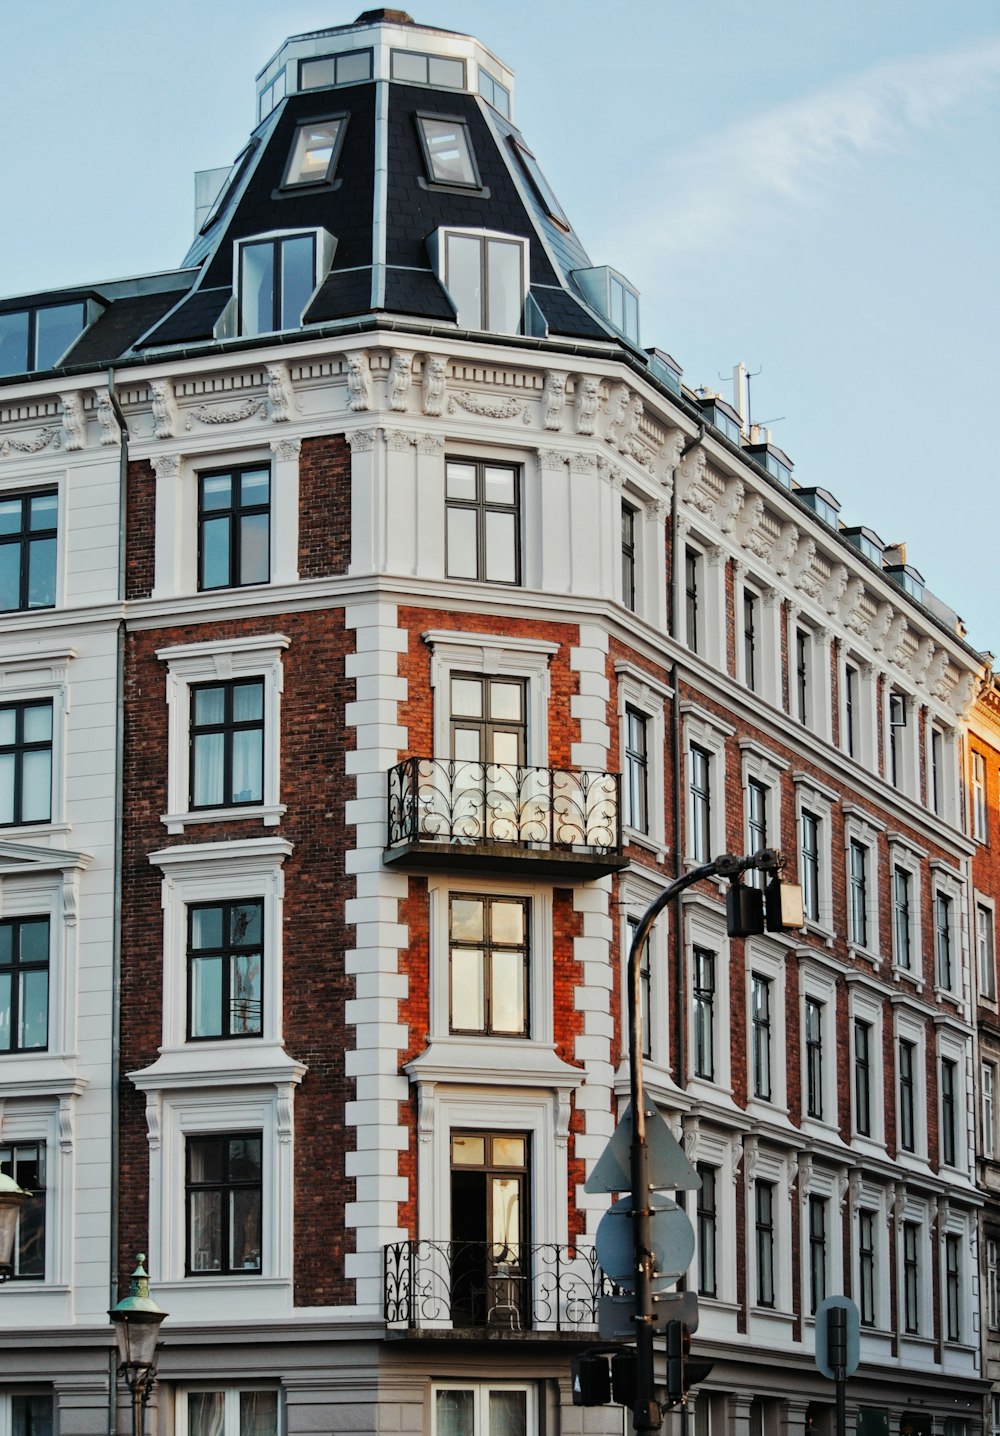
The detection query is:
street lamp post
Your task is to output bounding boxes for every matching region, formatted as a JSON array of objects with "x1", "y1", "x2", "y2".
[
  {"x1": 0, "y1": 1170, "x2": 32, "y2": 1280},
  {"x1": 109, "y1": 1255, "x2": 168, "y2": 1436}
]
